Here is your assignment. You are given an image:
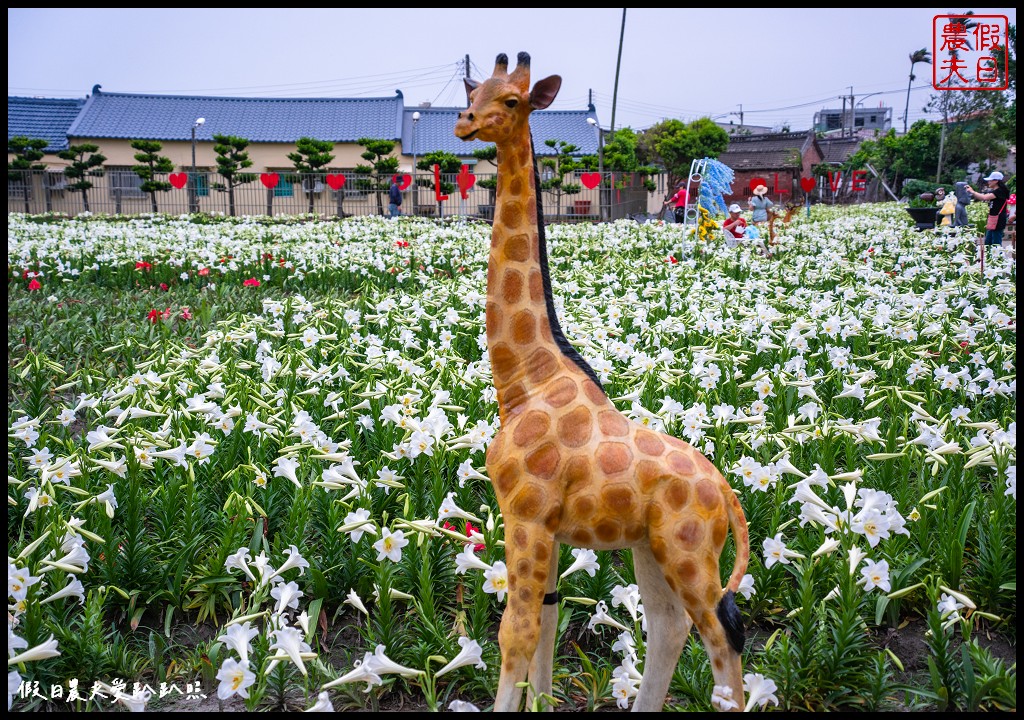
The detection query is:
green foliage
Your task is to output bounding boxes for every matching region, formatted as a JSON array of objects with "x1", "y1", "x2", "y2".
[
  {"x1": 638, "y1": 117, "x2": 729, "y2": 187},
  {"x1": 8, "y1": 136, "x2": 49, "y2": 175},
  {"x1": 288, "y1": 137, "x2": 336, "y2": 215},
  {"x1": 130, "y1": 139, "x2": 174, "y2": 212},
  {"x1": 355, "y1": 137, "x2": 399, "y2": 215},
  {"x1": 539, "y1": 139, "x2": 583, "y2": 214},
  {"x1": 55, "y1": 143, "x2": 106, "y2": 212},
  {"x1": 212, "y1": 134, "x2": 256, "y2": 217}
]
